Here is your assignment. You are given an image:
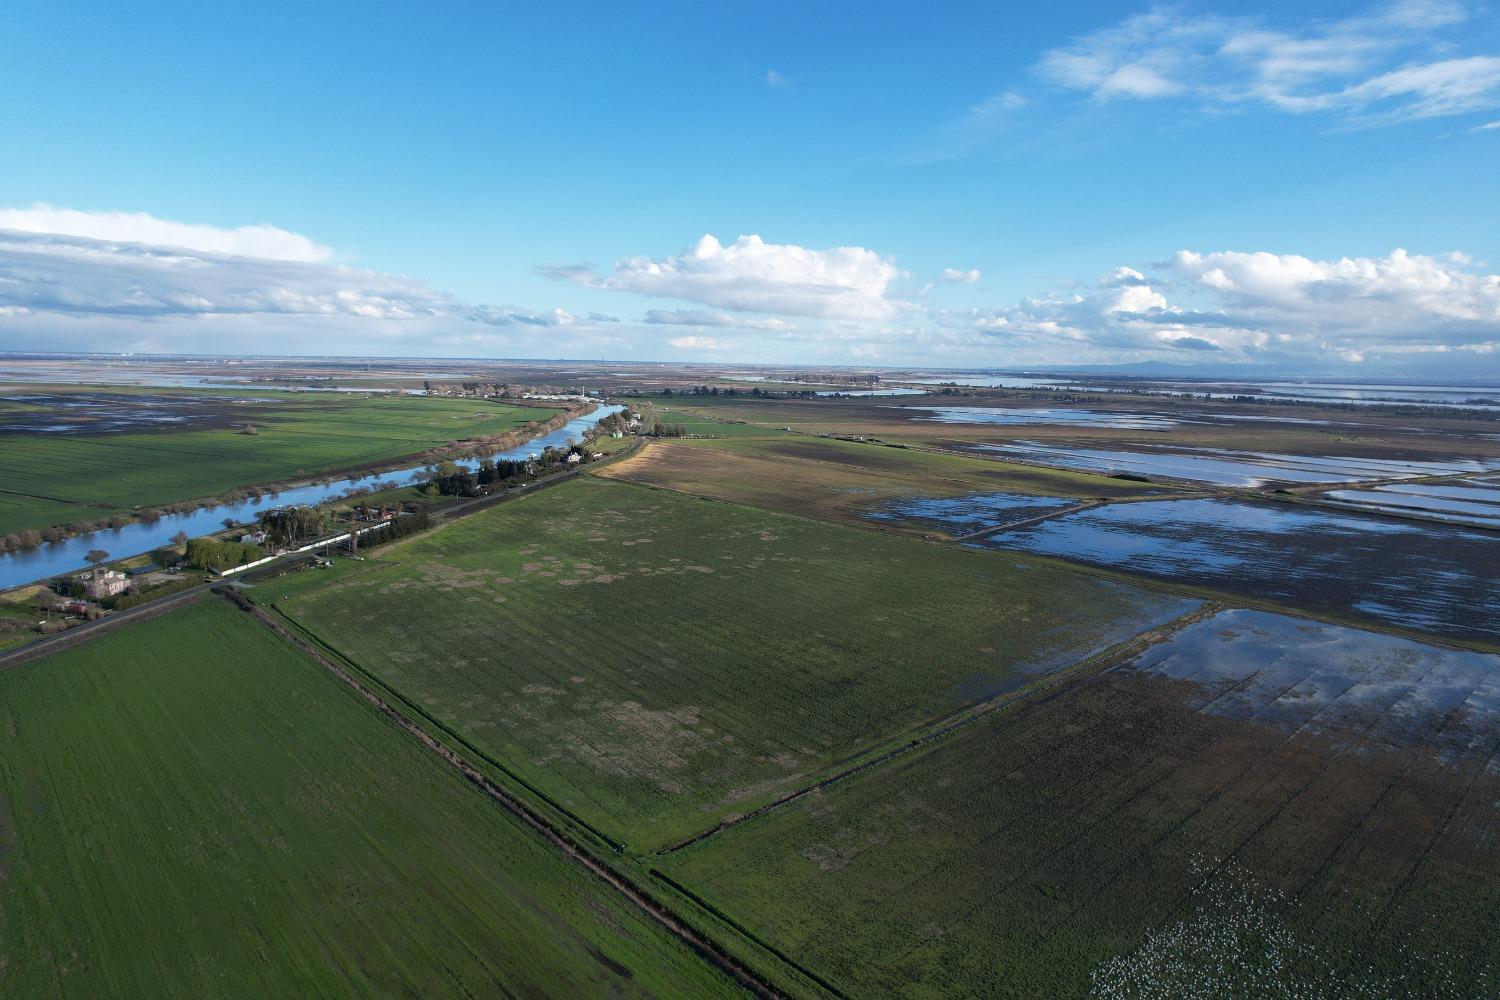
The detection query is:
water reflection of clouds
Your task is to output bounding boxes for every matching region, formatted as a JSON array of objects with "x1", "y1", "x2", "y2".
[
  {"x1": 982, "y1": 441, "x2": 1500, "y2": 487},
  {"x1": 1124, "y1": 610, "x2": 1500, "y2": 764},
  {"x1": 991, "y1": 499, "x2": 1497, "y2": 640},
  {"x1": 866, "y1": 491, "x2": 1075, "y2": 534}
]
